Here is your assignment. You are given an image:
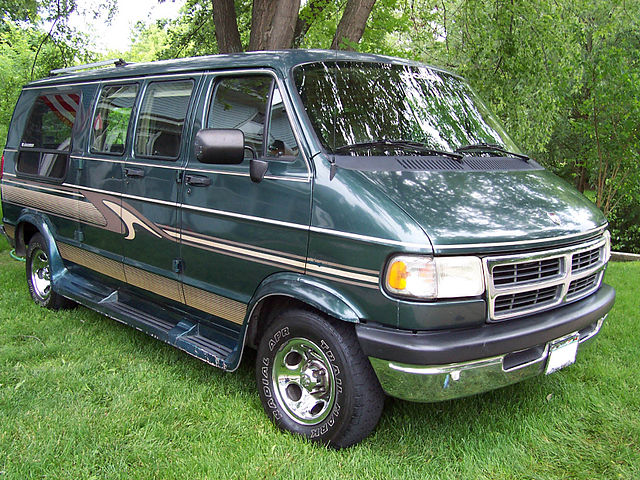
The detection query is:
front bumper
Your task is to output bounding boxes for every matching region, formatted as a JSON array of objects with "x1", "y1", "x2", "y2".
[{"x1": 358, "y1": 284, "x2": 615, "y2": 402}]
